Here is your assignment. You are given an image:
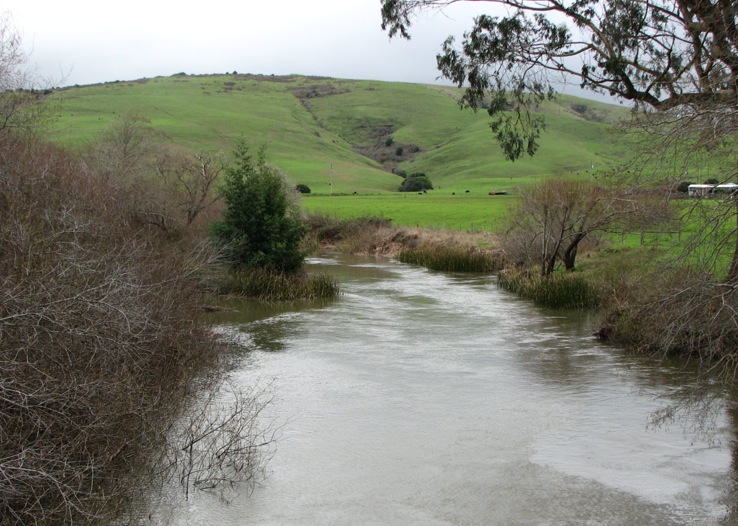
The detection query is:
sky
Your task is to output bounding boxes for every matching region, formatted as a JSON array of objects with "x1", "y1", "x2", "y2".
[
  {"x1": 4, "y1": 0, "x2": 607, "y2": 102},
  {"x1": 4, "y1": 0, "x2": 493, "y2": 87}
]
